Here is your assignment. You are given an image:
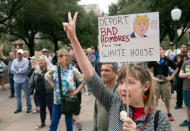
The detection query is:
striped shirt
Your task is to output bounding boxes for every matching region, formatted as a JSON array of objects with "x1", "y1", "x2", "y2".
[{"x1": 86, "y1": 72, "x2": 171, "y2": 131}]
